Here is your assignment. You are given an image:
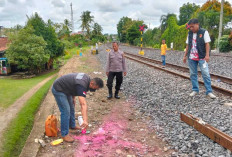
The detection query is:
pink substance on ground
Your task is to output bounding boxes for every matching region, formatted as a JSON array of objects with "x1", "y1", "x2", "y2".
[{"x1": 74, "y1": 103, "x2": 151, "y2": 157}]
